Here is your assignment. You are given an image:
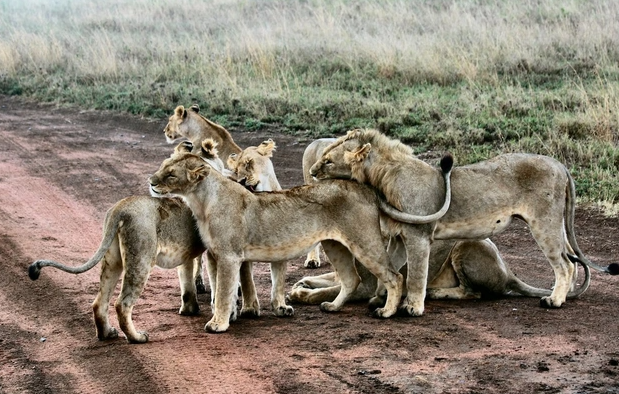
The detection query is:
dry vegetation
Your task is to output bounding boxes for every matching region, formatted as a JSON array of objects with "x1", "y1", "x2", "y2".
[{"x1": 1, "y1": 0, "x2": 618, "y2": 205}]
